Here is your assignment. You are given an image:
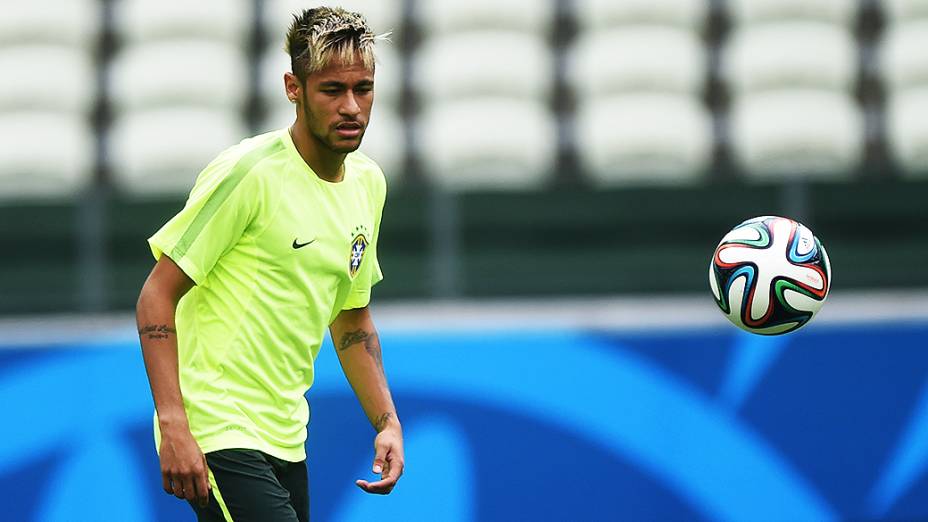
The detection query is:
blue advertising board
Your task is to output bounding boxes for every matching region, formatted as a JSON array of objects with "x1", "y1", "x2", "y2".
[{"x1": 2, "y1": 320, "x2": 927, "y2": 521}]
